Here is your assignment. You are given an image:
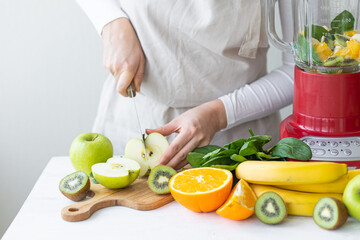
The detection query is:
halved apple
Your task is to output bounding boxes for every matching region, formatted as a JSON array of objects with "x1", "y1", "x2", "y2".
[
  {"x1": 91, "y1": 157, "x2": 140, "y2": 189},
  {"x1": 124, "y1": 133, "x2": 169, "y2": 177}
]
